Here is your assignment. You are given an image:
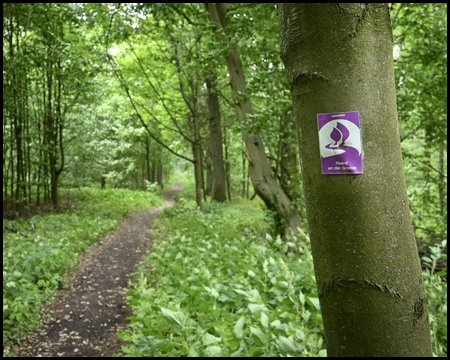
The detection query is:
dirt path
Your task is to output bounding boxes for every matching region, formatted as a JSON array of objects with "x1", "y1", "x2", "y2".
[{"x1": 11, "y1": 182, "x2": 182, "y2": 357}]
